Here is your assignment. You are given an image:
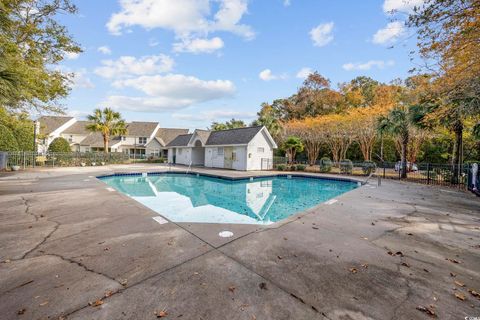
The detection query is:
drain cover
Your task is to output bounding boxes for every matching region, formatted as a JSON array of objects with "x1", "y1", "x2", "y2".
[{"x1": 218, "y1": 231, "x2": 234, "y2": 238}]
